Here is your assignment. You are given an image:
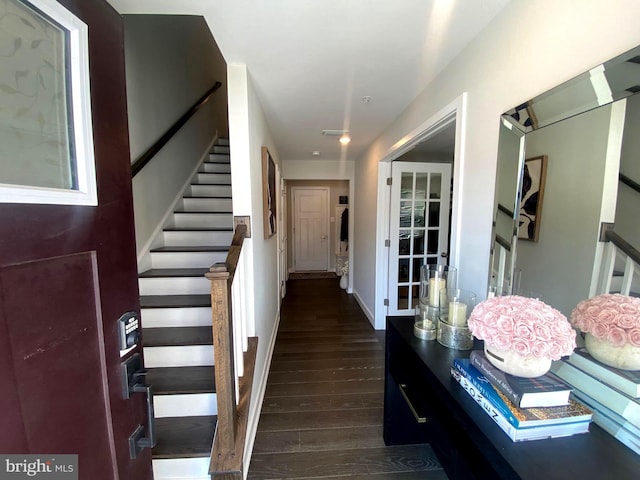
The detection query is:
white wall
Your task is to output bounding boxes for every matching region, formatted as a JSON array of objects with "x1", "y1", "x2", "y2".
[
  {"x1": 227, "y1": 64, "x2": 282, "y2": 473},
  {"x1": 123, "y1": 15, "x2": 228, "y2": 260},
  {"x1": 354, "y1": 0, "x2": 640, "y2": 326}
]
